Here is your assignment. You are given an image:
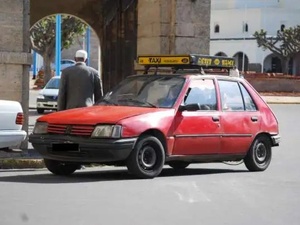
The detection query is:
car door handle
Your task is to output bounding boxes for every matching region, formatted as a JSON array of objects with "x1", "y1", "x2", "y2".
[
  {"x1": 251, "y1": 116, "x2": 258, "y2": 122},
  {"x1": 212, "y1": 116, "x2": 219, "y2": 122}
]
